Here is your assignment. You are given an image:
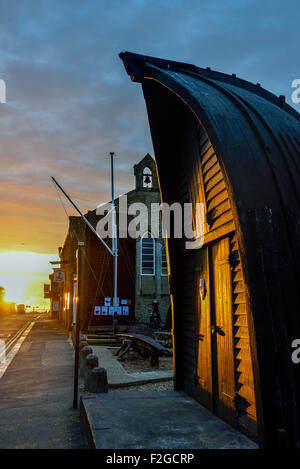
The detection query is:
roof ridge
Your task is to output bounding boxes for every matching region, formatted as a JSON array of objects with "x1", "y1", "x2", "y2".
[{"x1": 120, "y1": 51, "x2": 300, "y2": 121}]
